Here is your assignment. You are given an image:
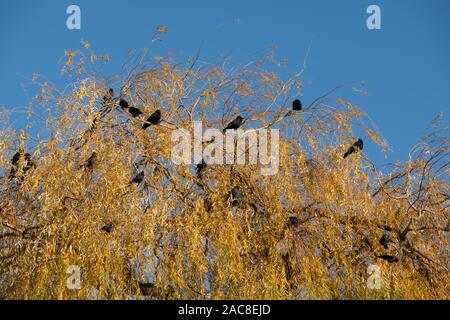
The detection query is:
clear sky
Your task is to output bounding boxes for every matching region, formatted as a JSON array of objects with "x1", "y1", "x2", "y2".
[{"x1": 0, "y1": 0, "x2": 449, "y2": 166}]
